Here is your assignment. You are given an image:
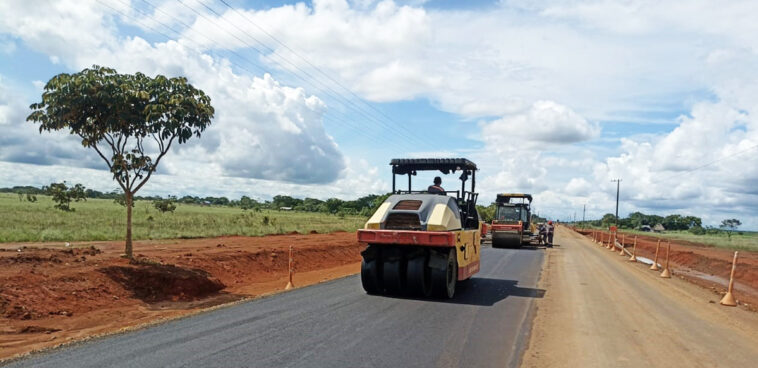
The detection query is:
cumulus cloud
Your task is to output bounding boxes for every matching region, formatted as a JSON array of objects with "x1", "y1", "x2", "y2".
[
  {"x1": 168, "y1": 0, "x2": 733, "y2": 123},
  {"x1": 587, "y1": 79, "x2": 758, "y2": 227},
  {"x1": 3, "y1": 0, "x2": 758, "y2": 228},
  {"x1": 0, "y1": 0, "x2": 345, "y2": 184},
  {"x1": 482, "y1": 101, "x2": 599, "y2": 146},
  {"x1": 0, "y1": 76, "x2": 101, "y2": 169}
]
